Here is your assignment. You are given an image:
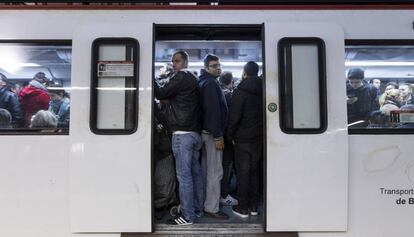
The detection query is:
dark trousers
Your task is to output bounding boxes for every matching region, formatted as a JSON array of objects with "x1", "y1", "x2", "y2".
[
  {"x1": 221, "y1": 138, "x2": 235, "y2": 198},
  {"x1": 234, "y1": 141, "x2": 263, "y2": 211}
]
